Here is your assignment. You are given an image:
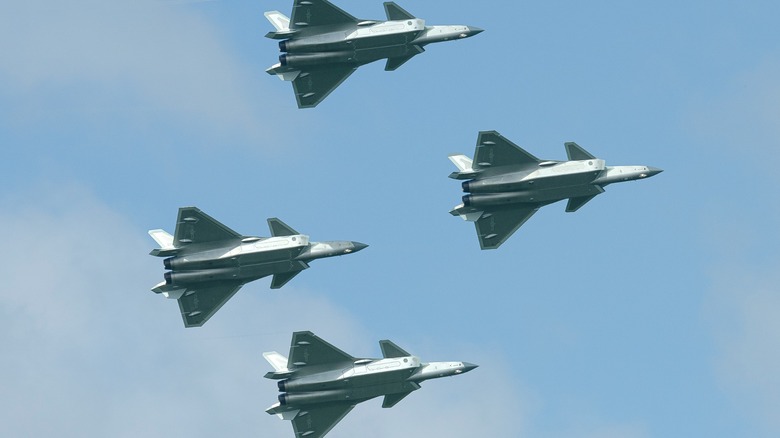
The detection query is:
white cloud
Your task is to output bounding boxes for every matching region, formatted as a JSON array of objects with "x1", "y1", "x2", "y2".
[
  {"x1": 0, "y1": 0, "x2": 279, "y2": 146},
  {"x1": 0, "y1": 184, "x2": 530, "y2": 437}
]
